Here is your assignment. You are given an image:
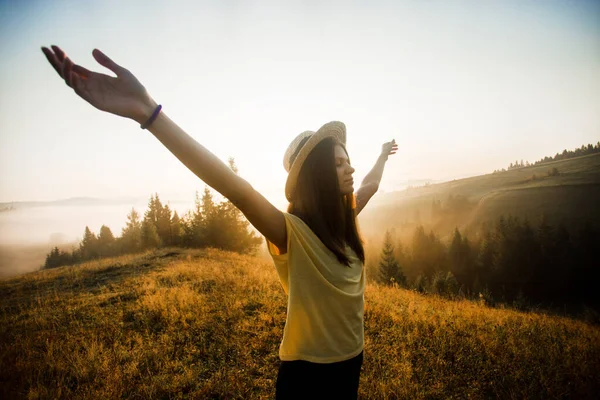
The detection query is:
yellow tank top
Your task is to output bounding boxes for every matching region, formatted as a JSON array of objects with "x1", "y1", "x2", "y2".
[{"x1": 266, "y1": 212, "x2": 365, "y2": 363}]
